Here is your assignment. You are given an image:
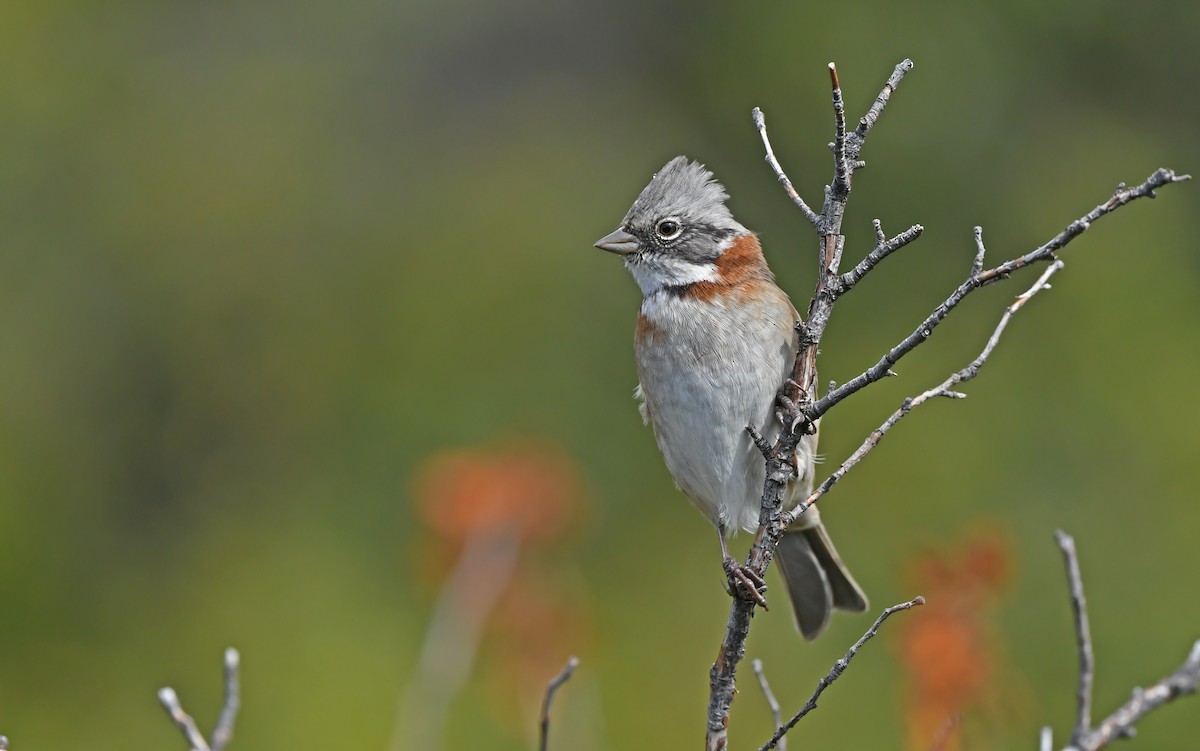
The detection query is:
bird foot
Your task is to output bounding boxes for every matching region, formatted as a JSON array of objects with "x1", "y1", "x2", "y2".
[
  {"x1": 723, "y1": 556, "x2": 768, "y2": 609},
  {"x1": 775, "y1": 387, "x2": 813, "y2": 436}
]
